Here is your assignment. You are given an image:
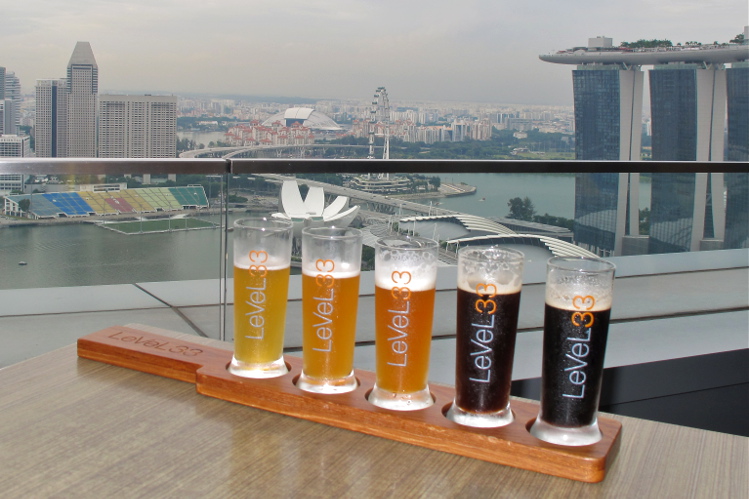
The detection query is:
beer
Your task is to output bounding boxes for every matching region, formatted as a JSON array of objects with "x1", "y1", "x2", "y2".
[
  {"x1": 540, "y1": 301, "x2": 611, "y2": 427},
  {"x1": 370, "y1": 235, "x2": 439, "y2": 411},
  {"x1": 447, "y1": 245, "x2": 524, "y2": 427},
  {"x1": 297, "y1": 226, "x2": 363, "y2": 394},
  {"x1": 454, "y1": 287, "x2": 521, "y2": 414},
  {"x1": 374, "y1": 283, "x2": 436, "y2": 394},
  {"x1": 229, "y1": 217, "x2": 293, "y2": 379},
  {"x1": 530, "y1": 256, "x2": 615, "y2": 446},
  {"x1": 301, "y1": 270, "x2": 360, "y2": 381},
  {"x1": 233, "y1": 264, "x2": 290, "y2": 365}
]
